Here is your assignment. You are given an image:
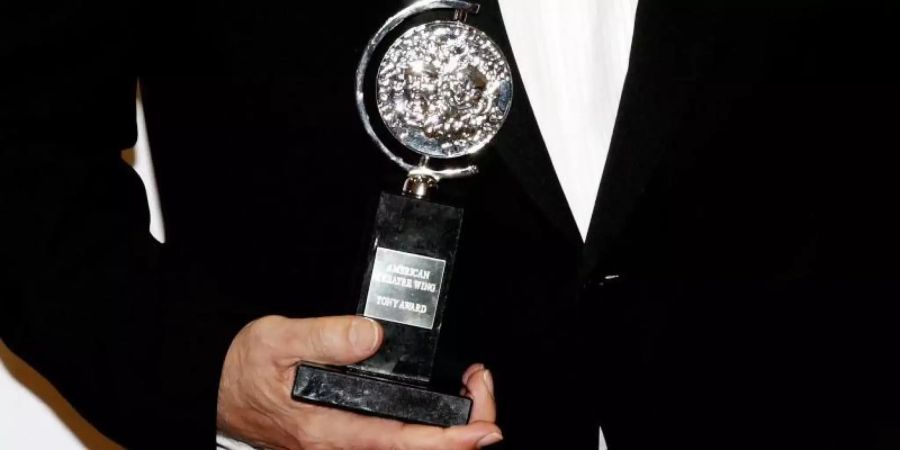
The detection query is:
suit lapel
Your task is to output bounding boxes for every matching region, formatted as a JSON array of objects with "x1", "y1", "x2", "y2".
[
  {"x1": 471, "y1": 0, "x2": 693, "y2": 273},
  {"x1": 582, "y1": 0, "x2": 696, "y2": 276},
  {"x1": 471, "y1": 0, "x2": 582, "y2": 246}
]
